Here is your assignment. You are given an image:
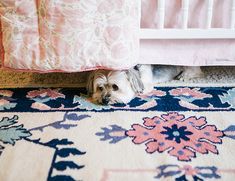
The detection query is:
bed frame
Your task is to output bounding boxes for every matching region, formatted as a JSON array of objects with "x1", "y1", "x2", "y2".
[{"x1": 140, "y1": 0, "x2": 235, "y2": 39}]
